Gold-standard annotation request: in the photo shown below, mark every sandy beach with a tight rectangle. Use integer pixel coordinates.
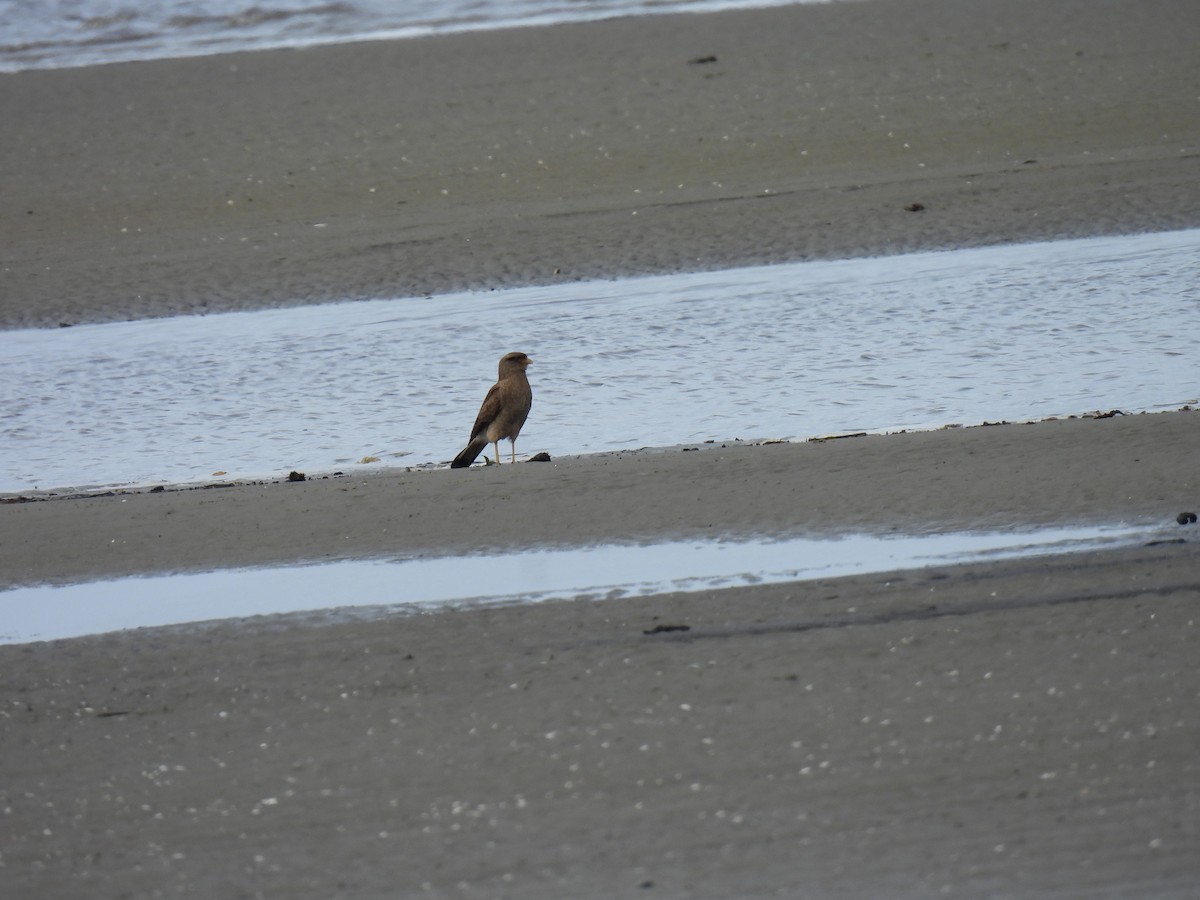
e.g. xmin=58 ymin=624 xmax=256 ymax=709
xmin=3 ymin=0 xmax=1200 ymax=896
xmin=3 ymin=0 xmax=1199 ymax=329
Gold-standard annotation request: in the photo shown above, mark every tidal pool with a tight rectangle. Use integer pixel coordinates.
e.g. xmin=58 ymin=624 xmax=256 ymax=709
xmin=0 ymin=523 xmax=1162 ymax=645
xmin=2 ymin=229 xmax=1196 ymax=495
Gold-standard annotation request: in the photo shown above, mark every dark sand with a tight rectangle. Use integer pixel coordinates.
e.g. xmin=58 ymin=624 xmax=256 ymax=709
xmin=2 ymin=0 xmax=1200 ymax=896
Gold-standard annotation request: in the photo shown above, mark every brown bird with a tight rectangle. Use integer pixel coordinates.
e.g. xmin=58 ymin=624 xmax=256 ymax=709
xmin=450 ymin=351 xmax=533 ymax=468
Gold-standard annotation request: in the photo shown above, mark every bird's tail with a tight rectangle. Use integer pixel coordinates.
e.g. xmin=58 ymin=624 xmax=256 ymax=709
xmin=450 ymin=437 xmax=489 ymax=469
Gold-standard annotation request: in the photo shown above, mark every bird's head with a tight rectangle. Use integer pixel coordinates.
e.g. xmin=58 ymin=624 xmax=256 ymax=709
xmin=499 ymin=351 xmax=532 ymax=377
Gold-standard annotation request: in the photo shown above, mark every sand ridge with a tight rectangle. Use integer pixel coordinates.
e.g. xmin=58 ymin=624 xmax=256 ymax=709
xmin=1 ymin=410 xmax=1197 ymax=589
xmin=2 ymin=0 xmax=1199 ymax=328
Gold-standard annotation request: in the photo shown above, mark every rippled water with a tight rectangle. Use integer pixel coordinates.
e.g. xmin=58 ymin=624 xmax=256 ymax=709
xmin=1 ymin=0 xmax=813 ymax=72
xmin=1 ymin=229 xmax=1197 ymax=494
xmin=0 ymin=523 xmax=1156 ymax=644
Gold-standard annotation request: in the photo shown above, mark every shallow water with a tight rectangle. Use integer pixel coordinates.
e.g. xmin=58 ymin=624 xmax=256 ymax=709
xmin=1 ymin=229 xmax=1197 ymax=494
xmin=0 ymin=523 xmax=1158 ymax=645
xmin=1 ymin=0 xmax=813 ymax=72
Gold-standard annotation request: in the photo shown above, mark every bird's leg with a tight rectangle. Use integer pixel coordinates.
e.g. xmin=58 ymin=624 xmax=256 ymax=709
xmin=510 ymin=440 xmax=517 ymax=465
xmin=493 ymin=441 xmax=501 ymax=465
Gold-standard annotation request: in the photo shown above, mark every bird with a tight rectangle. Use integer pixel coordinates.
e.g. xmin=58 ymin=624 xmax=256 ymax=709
xmin=450 ymin=351 xmax=533 ymax=468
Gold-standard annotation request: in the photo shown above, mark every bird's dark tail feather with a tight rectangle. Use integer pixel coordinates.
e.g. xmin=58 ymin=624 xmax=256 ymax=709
xmin=450 ymin=437 xmax=489 ymax=469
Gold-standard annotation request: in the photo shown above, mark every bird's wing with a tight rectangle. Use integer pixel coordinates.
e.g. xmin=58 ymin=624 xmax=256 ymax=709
xmin=468 ymin=382 xmax=504 ymax=442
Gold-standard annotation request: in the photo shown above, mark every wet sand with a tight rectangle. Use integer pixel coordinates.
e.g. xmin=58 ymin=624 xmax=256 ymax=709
xmin=3 ymin=536 xmax=1198 ymax=898
xmin=3 ymin=0 xmax=1200 ymax=896
xmin=2 ymin=0 xmax=1199 ymax=329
